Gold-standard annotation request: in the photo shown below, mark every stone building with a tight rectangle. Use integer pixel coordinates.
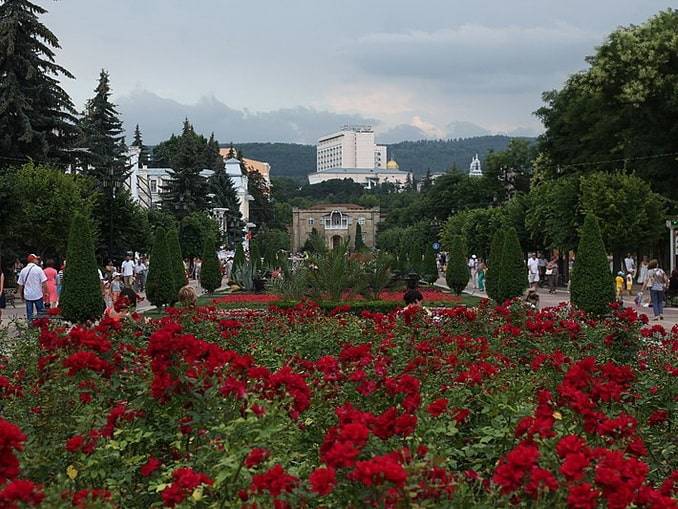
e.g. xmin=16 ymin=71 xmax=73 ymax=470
xmin=291 ymin=204 xmax=381 ymax=251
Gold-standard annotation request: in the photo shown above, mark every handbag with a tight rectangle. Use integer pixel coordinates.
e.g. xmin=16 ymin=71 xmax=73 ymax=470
xmin=19 ymin=265 xmax=35 ymax=300
xmin=545 ymin=269 xmax=554 ymax=276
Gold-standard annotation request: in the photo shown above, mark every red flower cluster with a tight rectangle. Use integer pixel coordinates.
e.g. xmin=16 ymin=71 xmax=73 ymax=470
xmin=161 ymin=467 xmax=213 ymax=507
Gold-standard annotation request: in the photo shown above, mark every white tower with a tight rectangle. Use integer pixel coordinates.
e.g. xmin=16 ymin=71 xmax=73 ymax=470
xmin=469 ymin=154 xmax=482 ymax=177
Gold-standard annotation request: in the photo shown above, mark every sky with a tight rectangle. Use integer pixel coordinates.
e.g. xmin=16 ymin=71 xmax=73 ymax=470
xmin=43 ymin=0 xmax=671 ymax=144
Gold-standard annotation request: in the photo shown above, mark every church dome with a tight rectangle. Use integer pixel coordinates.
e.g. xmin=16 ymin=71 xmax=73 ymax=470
xmin=386 ymin=159 xmax=399 ymax=170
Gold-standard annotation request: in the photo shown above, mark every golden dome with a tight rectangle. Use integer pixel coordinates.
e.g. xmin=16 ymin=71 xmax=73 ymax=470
xmin=386 ymin=159 xmax=399 ymax=170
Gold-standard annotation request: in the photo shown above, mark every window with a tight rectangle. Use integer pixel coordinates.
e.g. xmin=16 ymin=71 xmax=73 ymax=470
xmin=308 ymin=217 xmax=314 ymax=225
xmin=358 ymin=217 xmax=365 ymax=225
xmin=150 ymin=178 xmax=158 ymax=194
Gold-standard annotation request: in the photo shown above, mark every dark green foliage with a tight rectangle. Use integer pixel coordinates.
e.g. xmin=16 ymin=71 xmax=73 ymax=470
xmin=199 ymin=235 xmax=221 ymax=293
xmin=354 ymin=223 xmax=365 ymax=252
xmin=302 ymin=228 xmax=326 ymax=254
xmin=497 ymin=227 xmax=527 ymax=303
xmin=59 ymin=212 xmax=105 ymax=323
xmin=445 ymin=235 xmax=469 ymax=295
xmin=485 ymin=230 xmax=504 ymax=301
xmin=145 ymin=229 xmax=175 ymax=308
xmin=421 ymin=244 xmax=439 ymax=284
xmin=248 ymin=168 xmax=274 ymax=227
xmin=0 ymin=0 xmax=78 ymax=167
xmin=231 ymin=242 xmax=246 ymax=278
xmin=131 ymin=124 xmax=150 ymax=167
xmin=252 ymin=227 xmax=289 ymax=268
xmin=179 ymin=212 xmax=219 ymax=259
xmin=93 ymin=188 xmax=151 ymax=261
xmin=166 ymin=227 xmax=185 ymax=294
xmin=571 ymin=214 xmax=615 ymax=315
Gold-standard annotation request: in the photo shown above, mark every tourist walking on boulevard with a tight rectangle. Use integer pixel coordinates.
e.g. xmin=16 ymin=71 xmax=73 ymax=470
xmin=477 ymin=260 xmax=486 ymax=291
xmin=43 ymin=259 xmax=59 ymax=308
xmin=642 ymin=259 xmax=668 ymax=320
xmin=546 ymin=255 xmax=559 ymax=294
xmin=134 ymin=257 xmax=147 ymax=291
xmin=121 ymin=253 xmax=135 ymax=288
xmin=637 ymin=256 xmax=649 ymax=284
xmin=17 ymin=254 xmax=48 ymax=322
xmin=0 ymin=270 xmax=5 ymax=322
xmin=467 ymin=255 xmax=478 ymax=289
xmin=537 ymin=253 xmax=547 ymax=287
xmin=527 ymin=253 xmax=540 ymax=290
xmin=624 ymin=253 xmax=636 ymax=278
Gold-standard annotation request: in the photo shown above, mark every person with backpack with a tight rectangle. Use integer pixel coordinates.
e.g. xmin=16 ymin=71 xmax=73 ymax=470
xmin=641 ymin=259 xmax=668 ymax=320
xmin=17 ymin=254 xmax=48 ymax=322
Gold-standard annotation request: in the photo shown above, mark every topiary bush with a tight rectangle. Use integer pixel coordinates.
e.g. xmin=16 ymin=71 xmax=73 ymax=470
xmin=445 ymin=235 xmax=469 ymax=295
xmin=200 ymin=234 xmax=222 ymax=293
xmin=485 ymin=229 xmax=504 ymax=301
xmin=59 ymin=211 xmax=105 ymax=323
xmin=166 ymin=226 xmax=185 ymax=295
xmin=354 ymin=223 xmax=366 ymax=252
xmin=145 ymin=228 xmax=176 ymax=308
xmin=571 ymin=213 xmax=615 ymax=315
xmin=497 ymin=227 xmax=526 ymax=303
xmin=421 ymin=244 xmax=439 ymax=284
xmin=231 ymin=242 xmax=246 ymax=279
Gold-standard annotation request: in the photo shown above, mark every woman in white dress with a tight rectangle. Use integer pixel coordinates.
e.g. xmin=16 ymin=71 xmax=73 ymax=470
xmin=637 ymin=256 xmax=649 ymax=284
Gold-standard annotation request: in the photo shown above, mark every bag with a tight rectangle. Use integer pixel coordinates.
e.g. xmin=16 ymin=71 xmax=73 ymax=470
xmin=545 ymin=269 xmax=554 ymax=276
xmin=19 ymin=265 xmax=35 ymax=300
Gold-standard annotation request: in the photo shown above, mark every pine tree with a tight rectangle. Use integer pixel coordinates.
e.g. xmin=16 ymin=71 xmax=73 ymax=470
xmin=445 ymin=235 xmax=469 ymax=295
xmin=79 ymin=70 xmax=129 ymax=182
xmin=166 ymin=226 xmax=185 ymax=296
xmin=248 ymin=169 xmax=273 ymax=227
xmin=485 ymin=229 xmax=504 ymax=301
xmin=131 ymin=124 xmax=150 ymax=167
xmin=145 ymin=229 xmax=176 ymax=308
xmin=59 ymin=212 xmax=105 ymax=323
xmin=0 ymin=0 xmax=78 ymax=167
xmin=422 ymin=244 xmax=439 ymax=284
xmin=497 ymin=227 xmax=526 ymax=303
xmin=200 ymin=234 xmax=221 ymax=293
xmin=161 ymin=119 xmax=210 ymax=218
xmin=205 ymin=133 xmax=224 ymax=172
xmin=354 ymin=223 xmax=366 ymax=252
xmin=571 ymin=214 xmax=615 ymax=315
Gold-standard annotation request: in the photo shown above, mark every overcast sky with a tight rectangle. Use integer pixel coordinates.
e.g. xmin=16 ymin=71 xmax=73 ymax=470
xmin=43 ymin=0 xmax=670 ymax=143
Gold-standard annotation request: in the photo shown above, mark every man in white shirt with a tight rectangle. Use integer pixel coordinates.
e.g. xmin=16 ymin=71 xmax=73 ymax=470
xmin=527 ymin=253 xmax=540 ymax=290
xmin=121 ymin=253 xmax=135 ymax=288
xmin=468 ymin=255 xmax=478 ymax=289
xmin=624 ymin=254 xmax=636 ymax=277
xmin=17 ymin=254 xmax=48 ymax=322
xmin=133 ymin=257 xmax=147 ymax=291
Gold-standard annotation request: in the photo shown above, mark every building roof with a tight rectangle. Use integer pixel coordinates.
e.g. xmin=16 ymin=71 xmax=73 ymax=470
xmin=306 ymin=203 xmax=375 ymax=210
xmin=315 ymin=167 xmax=409 ymax=175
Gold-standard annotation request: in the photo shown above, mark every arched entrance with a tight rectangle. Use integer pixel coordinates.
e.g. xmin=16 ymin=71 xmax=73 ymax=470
xmin=331 ymin=235 xmax=342 ymax=250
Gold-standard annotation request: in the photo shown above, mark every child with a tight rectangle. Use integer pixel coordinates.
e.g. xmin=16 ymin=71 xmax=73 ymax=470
xmin=111 ymin=273 xmax=122 ymax=303
xmin=524 ymin=288 xmax=540 ymax=309
xmin=625 ymin=273 xmax=634 ymax=296
xmin=615 ymin=271 xmax=625 ymax=299
xmin=178 ymin=285 xmax=197 ymax=308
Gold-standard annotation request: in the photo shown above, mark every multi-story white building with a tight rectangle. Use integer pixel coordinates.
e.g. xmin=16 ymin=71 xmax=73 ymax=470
xmin=316 ymin=126 xmax=387 ymax=171
xmin=469 ymin=154 xmax=483 ymax=177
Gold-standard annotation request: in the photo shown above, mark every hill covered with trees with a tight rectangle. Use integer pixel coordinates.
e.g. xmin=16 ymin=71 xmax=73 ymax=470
xmin=234 ymin=136 xmax=529 ymax=180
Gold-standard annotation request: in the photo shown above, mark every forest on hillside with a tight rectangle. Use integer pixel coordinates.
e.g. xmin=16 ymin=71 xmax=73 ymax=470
xmin=233 ymin=136 xmax=530 ymax=180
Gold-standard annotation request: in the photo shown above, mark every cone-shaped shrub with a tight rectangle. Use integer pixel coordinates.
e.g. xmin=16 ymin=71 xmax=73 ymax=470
xmin=485 ymin=229 xmax=504 ymax=301
xmin=60 ymin=212 xmax=105 ymax=323
xmin=166 ymin=226 xmax=185 ymax=295
xmin=445 ymin=235 xmax=469 ymax=295
xmin=200 ymin=234 xmax=222 ymax=293
xmin=422 ymin=244 xmax=439 ymax=284
xmin=497 ymin=227 xmax=526 ymax=303
xmin=571 ymin=214 xmax=615 ymax=315
xmin=354 ymin=223 xmax=366 ymax=252
xmin=146 ymin=229 xmax=175 ymax=308
xmin=232 ymin=242 xmax=246 ymax=278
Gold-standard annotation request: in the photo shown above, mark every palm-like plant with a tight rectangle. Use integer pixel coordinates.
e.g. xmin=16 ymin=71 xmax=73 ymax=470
xmin=307 ymin=241 xmax=365 ymax=301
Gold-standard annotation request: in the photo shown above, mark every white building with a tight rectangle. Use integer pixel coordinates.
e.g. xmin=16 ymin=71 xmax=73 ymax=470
xmin=469 ymin=154 xmax=483 ymax=177
xmin=308 ymin=160 xmax=411 ymax=189
xmin=316 ymin=126 xmax=387 ymax=171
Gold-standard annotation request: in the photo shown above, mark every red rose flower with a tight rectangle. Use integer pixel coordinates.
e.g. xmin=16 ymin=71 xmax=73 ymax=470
xmin=308 ymin=466 xmax=336 ymax=496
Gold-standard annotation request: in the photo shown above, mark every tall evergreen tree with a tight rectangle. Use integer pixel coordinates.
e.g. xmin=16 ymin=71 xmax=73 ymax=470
xmin=205 ymin=133 xmax=223 ymax=172
xmin=354 ymin=223 xmax=365 ymax=252
xmin=248 ymin=169 xmax=273 ymax=227
xmin=497 ymin=227 xmax=527 ymax=303
xmin=161 ymin=119 xmax=210 ymax=218
xmin=145 ymin=229 xmax=175 ymax=308
xmin=200 ymin=234 xmax=221 ymax=293
xmin=571 ymin=214 xmax=615 ymax=315
xmin=59 ymin=212 xmax=105 ymax=323
xmin=166 ymin=226 xmax=185 ymax=296
xmin=131 ymin=124 xmax=149 ymax=167
xmin=485 ymin=229 xmax=504 ymax=301
xmin=421 ymin=244 xmax=439 ymax=284
xmin=0 ymin=0 xmax=78 ymax=167
xmin=445 ymin=235 xmax=469 ymax=295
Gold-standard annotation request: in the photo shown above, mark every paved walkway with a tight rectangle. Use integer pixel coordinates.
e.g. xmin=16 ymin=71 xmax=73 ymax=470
xmin=435 ymin=276 xmax=678 ymax=328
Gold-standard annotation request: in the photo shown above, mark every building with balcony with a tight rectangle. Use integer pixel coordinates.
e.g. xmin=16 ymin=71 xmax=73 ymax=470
xmin=291 ymin=204 xmax=381 ymax=251
xmin=316 ymin=126 xmax=387 ymax=171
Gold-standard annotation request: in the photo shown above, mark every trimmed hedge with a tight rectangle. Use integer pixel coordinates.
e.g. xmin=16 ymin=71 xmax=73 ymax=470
xmin=200 ymin=234 xmax=222 ymax=293
xmin=571 ymin=214 xmax=615 ymax=315
xmin=146 ymin=229 xmax=176 ymax=308
xmin=485 ymin=229 xmax=504 ymax=301
xmin=59 ymin=212 xmax=105 ymax=323
xmin=445 ymin=235 xmax=469 ymax=295
xmin=497 ymin=227 xmax=526 ymax=303
xmin=166 ymin=226 xmax=185 ymax=296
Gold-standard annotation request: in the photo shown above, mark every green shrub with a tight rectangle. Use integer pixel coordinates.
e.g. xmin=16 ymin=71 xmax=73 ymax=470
xmin=59 ymin=212 xmax=105 ymax=323
xmin=354 ymin=223 xmax=366 ymax=252
xmin=571 ymin=214 xmax=615 ymax=315
xmin=166 ymin=226 xmax=185 ymax=295
xmin=364 ymin=252 xmax=393 ymax=299
xmin=445 ymin=235 xmax=469 ymax=295
xmin=485 ymin=229 xmax=504 ymax=301
xmin=145 ymin=229 xmax=176 ymax=308
xmin=421 ymin=244 xmax=439 ymax=284
xmin=200 ymin=234 xmax=222 ymax=293
xmin=497 ymin=227 xmax=526 ymax=303
xmin=307 ymin=240 xmax=365 ymax=300
xmin=231 ymin=242 xmax=246 ymax=278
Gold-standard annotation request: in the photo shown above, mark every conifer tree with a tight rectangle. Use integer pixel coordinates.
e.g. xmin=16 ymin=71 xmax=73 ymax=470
xmin=571 ymin=214 xmax=615 ymax=315
xmin=131 ymin=124 xmax=150 ymax=167
xmin=497 ymin=227 xmax=526 ymax=303
xmin=145 ymin=229 xmax=175 ymax=308
xmin=485 ymin=229 xmax=504 ymax=301
xmin=354 ymin=223 xmax=365 ymax=252
xmin=59 ymin=212 xmax=105 ymax=323
xmin=200 ymin=234 xmax=221 ymax=293
xmin=166 ymin=226 xmax=185 ymax=296
xmin=422 ymin=244 xmax=439 ymax=284
xmin=231 ymin=242 xmax=246 ymax=278
xmin=445 ymin=235 xmax=469 ymax=295
xmin=161 ymin=119 xmax=210 ymax=218
xmin=0 ymin=0 xmax=78 ymax=167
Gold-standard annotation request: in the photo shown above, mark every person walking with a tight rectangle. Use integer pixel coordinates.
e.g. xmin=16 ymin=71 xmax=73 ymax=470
xmin=0 ymin=269 xmax=5 ymax=322
xmin=642 ymin=259 xmax=668 ymax=320
xmin=537 ymin=253 xmax=547 ymax=288
xmin=477 ymin=260 xmax=486 ymax=292
xmin=467 ymin=255 xmax=478 ymax=289
xmin=527 ymin=252 xmax=540 ymax=290
xmin=17 ymin=254 xmax=48 ymax=322
xmin=546 ymin=254 xmax=559 ymax=294
xmin=134 ymin=257 xmax=147 ymax=291
xmin=637 ymin=256 xmax=649 ymax=285
xmin=624 ymin=253 xmax=636 ymax=279
xmin=43 ymin=259 xmax=59 ymax=308
xmin=121 ymin=253 xmax=135 ymax=288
